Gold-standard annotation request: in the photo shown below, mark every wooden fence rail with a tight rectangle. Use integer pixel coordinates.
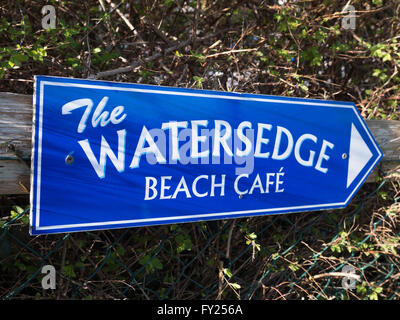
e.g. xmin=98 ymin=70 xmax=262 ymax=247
xmin=0 ymin=92 xmax=399 ymax=195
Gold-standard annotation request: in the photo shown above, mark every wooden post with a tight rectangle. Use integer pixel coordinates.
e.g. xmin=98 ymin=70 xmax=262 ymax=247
xmin=0 ymin=92 xmax=399 ymax=194
xmin=0 ymin=92 xmax=32 ymax=194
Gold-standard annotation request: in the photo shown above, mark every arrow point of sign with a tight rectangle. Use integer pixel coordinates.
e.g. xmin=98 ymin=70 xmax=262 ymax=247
xmin=347 ymin=123 xmax=373 ymax=188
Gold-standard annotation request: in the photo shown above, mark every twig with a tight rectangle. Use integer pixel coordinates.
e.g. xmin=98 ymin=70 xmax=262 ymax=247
xmin=217 ymin=260 xmax=223 ymax=300
xmin=141 ymin=16 xmax=172 ymax=45
xmin=205 ymin=48 xmax=258 ymax=59
xmin=225 ymin=221 xmax=235 ymax=259
xmin=93 ymin=39 xmax=190 ymax=79
xmin=93 ymin=30 xmax=228 ymax=79
xmin=159 ymin=60 xmax=172 ymax=74
xmin=57 ymin=238 xmax=68 ymax=299
xmin=98 ymin=0 xmax=116 ymax=47
xmin=176 ymin=64 xmax=188 ymax=85
xmin=312 ymin=272 xmax=361 ymax=281
xmin=104 ymin=0 xmax=144 ymax=43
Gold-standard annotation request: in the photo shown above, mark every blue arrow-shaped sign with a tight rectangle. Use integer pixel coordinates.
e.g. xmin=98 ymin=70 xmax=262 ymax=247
xmin=30 ymin=76 xmax=382 ymax=235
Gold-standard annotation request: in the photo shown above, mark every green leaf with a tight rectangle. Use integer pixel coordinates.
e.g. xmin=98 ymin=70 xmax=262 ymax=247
xmin=193 ymin=76 xmax=204 ymax=89
xmin=247 ymin=232 xmax=257 ymax=240
xmin=15 ymin=261 xmax=27 ymax=271
xmin=356 ymin=282 xmax=368 ymax=296
xmin=382 ymin=53 xmax=391 ymax=62
xmin=388 ymin=100 xmax=397 ymax=108
xmin=164 ymin=0 xmax=174 ymax=7
xmin=289 ymin=264 xmax=299 ymax=272
xmin=274 ymin=13 xmax=283 ymax=23
xmin=223 ymin=268 xmax=233 ymax=278
xmin=63 ymin=264 xmax=76 ymax=278
xmin=139 ymin=255 xmax=163 ymax=272
xmin=11 ymin=53 xmax=28 ymax=65
xmin=299 ymin=84 xmax=309 ymax=92
xmin=13 ymin=205 xmax=24 ymax=214
xmin=372 ymin=0 xmax=383 ymax=6
xmin=373 ymin=69 xmax=381 ymax=76
xmin=191 ymin=51 xmax=206 ymax=63
xmin=231 ymin=283 xmax=241 ymax=289
xmin=20 ymin=215 xmax=29 ymax=226
xmin=152 ymin=257 xmax=163 ymax=270
xmin=368 ymin=292 xmax=378 ymax=300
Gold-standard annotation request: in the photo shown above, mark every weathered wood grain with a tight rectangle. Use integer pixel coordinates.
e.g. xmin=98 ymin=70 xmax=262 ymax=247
xmin=0 ymin=92 xmax=399 ymax=194
xmin=365 ymin=120 xmax=400 ymax=183
xmin=0 ymin=92 xmax=32 ymax=160
xmin=0 ymin=160 xmax=30 ymax=194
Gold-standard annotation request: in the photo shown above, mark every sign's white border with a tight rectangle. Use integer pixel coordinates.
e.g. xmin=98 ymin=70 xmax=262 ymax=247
xmin=30 ymin=78 xmax=383 ymax=233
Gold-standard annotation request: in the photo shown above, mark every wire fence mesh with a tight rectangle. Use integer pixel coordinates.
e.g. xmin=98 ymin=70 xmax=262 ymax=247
xmin=1 ymin=176 xmax=399 ymax=300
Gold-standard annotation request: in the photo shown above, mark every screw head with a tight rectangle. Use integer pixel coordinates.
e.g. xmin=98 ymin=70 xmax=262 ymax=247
xmin=342 ymin=153 xmax=348 ymax=160
xmin=65 ymin=154 xmax=74 ymax=165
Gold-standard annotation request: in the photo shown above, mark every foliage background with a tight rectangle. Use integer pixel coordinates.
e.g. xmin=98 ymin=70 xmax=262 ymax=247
xmin=0 ymin=0 xmax=399 ymax=300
